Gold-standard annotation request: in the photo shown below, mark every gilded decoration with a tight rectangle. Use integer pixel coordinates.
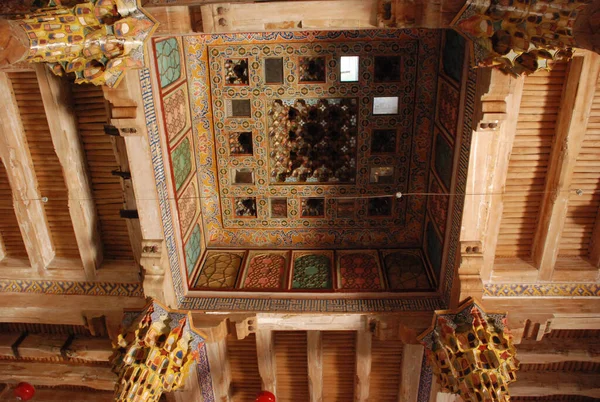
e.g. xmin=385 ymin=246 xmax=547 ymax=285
xmin=452 ymin=0 xmax=591 ymax=75
xmin=419 ymin=299 xmax=519 ymax=402
xmin=17 ymin=0 xmax=157 ymax=87
xmin=113 ymin=301 xmax=212 ymax=402
xmin=187 ymin=31 xmax=441 ymax=249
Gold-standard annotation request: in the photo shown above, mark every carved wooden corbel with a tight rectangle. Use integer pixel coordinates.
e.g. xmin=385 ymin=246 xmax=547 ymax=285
xmin=140 ymin=239 xmax=168 ymax=304
xmin=458 ymin=240 xmax=484 ymax=301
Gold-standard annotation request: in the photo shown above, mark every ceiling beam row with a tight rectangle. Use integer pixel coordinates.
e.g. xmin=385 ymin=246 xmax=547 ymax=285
xmin=35 ymin=64 xmax=103 ymax=281
xmin=532 ymin=51 xmax=600 ymax=280
xmin=0 ymin=72 xmax=55 ymax=271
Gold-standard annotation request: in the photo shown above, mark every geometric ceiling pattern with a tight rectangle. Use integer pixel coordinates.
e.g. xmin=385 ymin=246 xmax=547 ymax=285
xmin=150 ymin=29 xmax=474 ymax=310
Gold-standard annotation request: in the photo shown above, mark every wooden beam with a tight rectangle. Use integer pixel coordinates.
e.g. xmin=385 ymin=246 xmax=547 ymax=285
xmin=0 ymin=331 xmax=113 ymax=362
xmin=194 ymin=318 xmax=232 ymax=402
xmin=589 ymin=205 xmax=600 ymax=267
xmin=0 ymin=360 xmax=116 ymax=390
xmin=510 ymin=371 xmax=600 ymax=399
xmin=355 ymin=330 xmax=372 ymax=402
xmin=517 ymin=339 xmax=600 ymax=364
xmin=201 ymin=0 xmax=378 ymax=33
xmin=255 ymin=329 xmax=277 ymax=395
xmin=307 ymin=331 xmax=323 ymax=402
xmin=398 ymin=344 xmax=424 ymax=402
xmin=147 ymin=6 xmax=194 ymax=35
xmin=257 ymin=314 xmax=368 ymax=332
xmin=533 ymin=52 xmax=600 ymax=281
xmin=479 ymin=72 xmax=525 ymax=281
xmin=35 ymin=64 xmax=102 ymax=280
xmin=0 ymin=72 xmax=55 ymax=271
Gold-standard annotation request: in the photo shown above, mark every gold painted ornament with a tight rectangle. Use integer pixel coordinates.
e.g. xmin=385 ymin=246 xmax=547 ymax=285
xmin=418 ymin=298 xmax=519 ymax=402
xmin=16 ymin=0 xmax=157 ymax=87
xmin=111 ymin=306 xmax=199 ymax=402
xmin=452 ymin=0 xmax=592 ymax=76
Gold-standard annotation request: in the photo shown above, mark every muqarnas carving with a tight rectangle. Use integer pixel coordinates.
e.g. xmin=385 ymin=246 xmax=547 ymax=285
xmin=235 ymin=197 xmax=257 ymax=217
xmin=371 ymin=129 xmax=397 ymax=153
xmin=368 ymin=197 xmax=392 ymax=216
xmin=299 ymin=56 xmax=326 ymax=82
xmin=268 ymin=98 xmax=358 ymax=183
xmin=229 ymin=132 xmax=253 ymax=155
xmin=224 ymin=58 xmax=249 ymax=85
xmin=301 ymin=198 xmax=325 ymax=217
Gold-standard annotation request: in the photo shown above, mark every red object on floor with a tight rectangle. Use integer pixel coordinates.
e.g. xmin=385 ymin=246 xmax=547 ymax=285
xmin=13 ymin=382 xmax=35 ymax=401
xmin=256 ymin=390 xmax=276 ymax=402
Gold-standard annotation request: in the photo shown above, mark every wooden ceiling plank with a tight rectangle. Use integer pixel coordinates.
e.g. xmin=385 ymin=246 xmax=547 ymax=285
xmin=0 ymin=232 xmax=5 ymax=261
xmin=0 ymin=72 xmax=55 ymax=271
xmin=517 ymin=339 xmax=600 ymax=364
xmin=307 ymin=331 xmax=323 ymax=402
xmin=588 ymin=205 xmax=600 ymax=267
xmin=255 ymin=329 xmax=277 ymax=395
xmin=35 ymin=65 xmax=102 ymax=280
xmin=354 ymin=330 xmax=372 ymax=402
xmin=398 ymin=344 xmax=424 ymax=402
xmin=510 ymin=371 xmax=600 ymax=399
xmin=532 ymin=52 xmax=600 ymax=281
xmin=0 ymin=360 xmax=115 ymax=390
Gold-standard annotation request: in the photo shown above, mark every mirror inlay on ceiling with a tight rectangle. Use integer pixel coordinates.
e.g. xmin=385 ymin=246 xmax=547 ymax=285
xmin=151 ymin=30 xmax=472 ymax=303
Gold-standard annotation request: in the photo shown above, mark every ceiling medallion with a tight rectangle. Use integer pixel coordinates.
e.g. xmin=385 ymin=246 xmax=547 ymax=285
xmin=418 ymin=298 xmax=519 ymax=402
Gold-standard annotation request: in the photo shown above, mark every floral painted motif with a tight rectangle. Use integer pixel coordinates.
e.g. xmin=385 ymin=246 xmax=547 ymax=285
xmin=163 ymin=85 xmax=190 ymax=143
xmin=171 ymin=137 xmax=192 ymax=192
xmin=437 ymin=79 xmax=460 ymax=138
xmin=338 ymin=252 xmax=383 ymax=291
xmin=184 ymin=225 xmax=202 ymax=276
xmin=156 ymin=38 xmax=182 ymax=89
xmin=242 ymin=254 xmax=286 ymax=289
xmin=292 ymin=254 xmax=332 ymax=289
xmin=193 ymin=251 xmax=244 ymax=289
xmin=384 ymin=250 xmax=431 ymax=290
xmin=428 ymin=176 xmax=449 ymax=235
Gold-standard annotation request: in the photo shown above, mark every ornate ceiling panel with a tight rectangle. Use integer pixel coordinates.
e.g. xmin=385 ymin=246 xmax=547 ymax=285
xmin=184 ymin=30 xmax=441 ymax=249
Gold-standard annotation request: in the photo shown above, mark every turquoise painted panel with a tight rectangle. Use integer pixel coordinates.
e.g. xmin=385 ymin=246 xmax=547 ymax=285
xmin=172 ymin=137 xmax=192 ymax=191
xmin=185 ymin=224 xmax=202 ymax=275
xmin=155 ymin=38 xmax=182 ymax=89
